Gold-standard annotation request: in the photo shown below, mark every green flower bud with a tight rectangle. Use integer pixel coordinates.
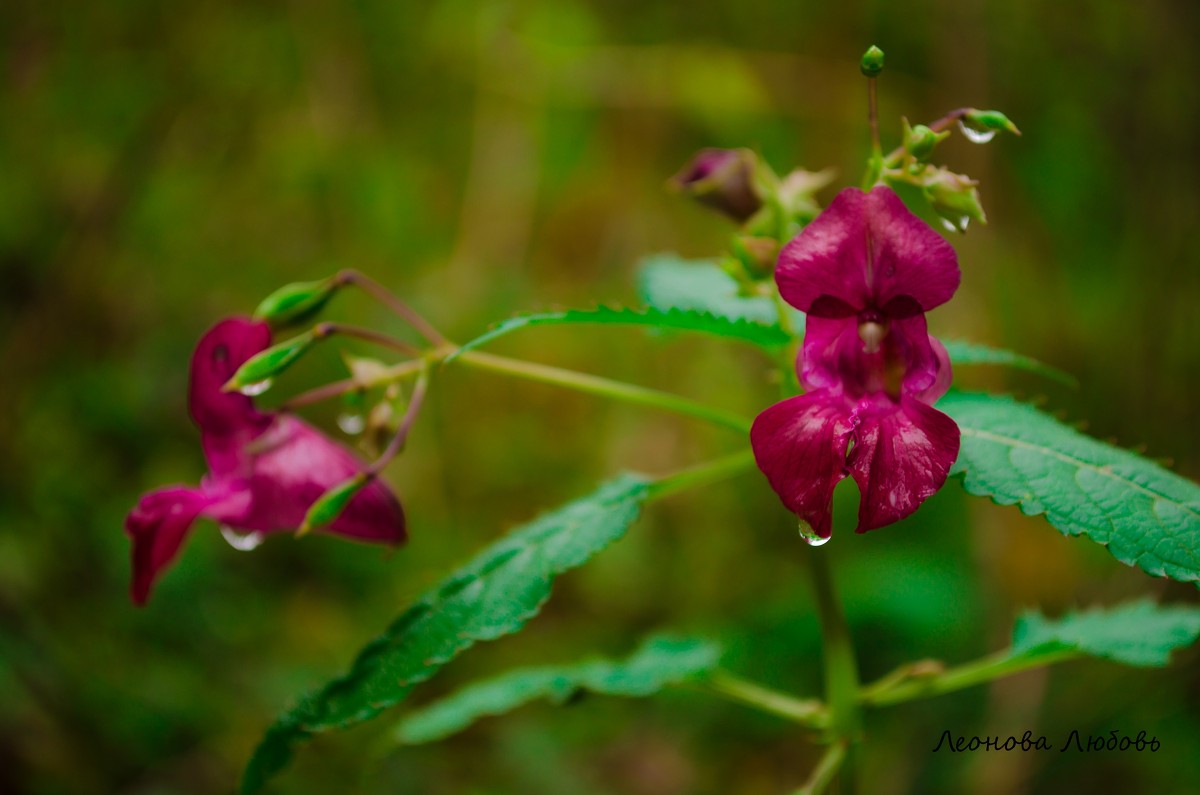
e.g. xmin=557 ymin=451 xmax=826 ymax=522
xmin=341 ymin=352 xmax=393 ymax=385
xmin=253 ymin=277 xmax=339 ymax=328
xmin=731 ymin=235 xmax=780 ymax=277
xmin=860 ymin=45 xmax=885 ymax=77
xmin=298 ymin=474 xmax=370 ymax=536
xmin=922 ymin=167 xmax=986 ymax=233
xmin=960 ymin=109 xmax=1022 ymax=142
xmin=223 ymin=330 xmax=317 ymax=393
xmin=904 ymin=120 xmax=950 ymax=162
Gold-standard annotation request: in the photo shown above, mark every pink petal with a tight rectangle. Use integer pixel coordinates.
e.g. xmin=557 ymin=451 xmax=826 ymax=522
xmin=846 ymin=397 xmax=960 ymax=533
xmin=232 ymin=415 xmax=406 ymax=543
xmin=914 ymin=336 xmax=953 ymax=404
xmin=750 ymin=391 xmax=855 ymax=539
xmin=776 ymin=186 xmax=960 ymax=316
xmin=189 ymin=317 xmax=273 ymax=441
xmin=798 ymin=314 xmax=945 ymax=399
xmin=125 ymin=486 xmax=217 ymax=605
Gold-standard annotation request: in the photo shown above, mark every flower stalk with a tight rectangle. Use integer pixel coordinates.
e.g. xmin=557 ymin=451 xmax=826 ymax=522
xmin=336 ymin=269 xmax=448 ymax=346
xmin=808 ymin=549 xmax=862 ymax=746
xmin=454 ymin=350 xmax=753 ymax=433
xmin=793 ymin=739 xmax=849 ymax=795
xmin=706 ymin=670 xmax=828 ymax=728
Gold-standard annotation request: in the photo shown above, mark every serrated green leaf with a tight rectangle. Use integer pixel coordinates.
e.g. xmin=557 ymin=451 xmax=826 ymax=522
xmin=637 ymin=254 xmax=803 ymax=327
xmin=1012 ymin=599 xmax=1200 ymax=667
xmin=940 ymin=391 xmax=1200 ymax=583
xmin=941 ymin=340 xmax=1077 ymax=387
xmin=241 ymin=475 xmax=651 ymax=793
xmin=395 ymin=635 xmax=720 ymax=744
xmin=451 ymin=306 xmax=791 ymax=360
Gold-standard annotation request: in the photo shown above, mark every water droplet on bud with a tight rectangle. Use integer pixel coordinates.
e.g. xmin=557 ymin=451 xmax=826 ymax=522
xmin=798 ymin=520 xmax=831 ymax=546
xmin=337 ymin=413 xmax=365 ymax=434
xmin=220 ymin=525 xmax=265 ymax=551
xmin=240 ymin=379 xmax=273 ymax=396
xmin=939 ymin=216 xmax=970 ymax=234
xmin=957 ymin=120 xmax=996 ymax=144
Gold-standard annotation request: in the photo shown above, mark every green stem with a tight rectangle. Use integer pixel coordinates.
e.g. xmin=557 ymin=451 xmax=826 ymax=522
xmin=706 ymin=670 xmax=828 ymax=728
xmin=315 ymin=322 xmax=424 ymax=357
xmin=882 ymin=107 xmax=971 ymax=168
xmin=278 ymin=359 xmax=426 ymax=411
xmin=793 ymin=740 xmax=848 ymax=795
xmin=648 ymin=449 xmax=756 ymax=500
xmin=455 ymin=350 xmax=752 ymax=433
xmin=861 ymin=76 xmax=884 ymax=189
xmin=336 ymin=269 xmax=448 ymax=346
xmin=861 ymin=649 xmax=1080 ymax=708
xmin=367 ymin=364 xmax=431 ymax=475
xmin=808 ymin=549 xmax=862 ymax=740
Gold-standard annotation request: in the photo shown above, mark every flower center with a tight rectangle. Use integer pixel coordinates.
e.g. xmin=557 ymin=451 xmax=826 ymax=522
xmin=857 ymin=317 xmax=889 ymax=354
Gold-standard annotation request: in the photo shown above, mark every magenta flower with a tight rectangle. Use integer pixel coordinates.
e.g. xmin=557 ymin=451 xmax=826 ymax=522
xmin=125 ymin=317 xmax=406 ymax=604
xmin=751 ymin=186 xmax=961 ymax=540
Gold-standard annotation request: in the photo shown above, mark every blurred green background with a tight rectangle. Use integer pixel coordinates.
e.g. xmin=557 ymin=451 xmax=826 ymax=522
xmin=3 ymin=1 xmax=1199 ymax=793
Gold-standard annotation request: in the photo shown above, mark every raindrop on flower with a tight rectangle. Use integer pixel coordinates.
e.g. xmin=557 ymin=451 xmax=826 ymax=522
xmin=220 ymin=525 xmax=265 ymax=551
xmin=239 ymin=378 xmax=273 ymax=397
xmin=798 ymin=519 xmax=831 ymax=547
xmin=957 ymin=120 xmax=996 ymax=144
xmin=337 ymin=412 xmax=365 ymax=435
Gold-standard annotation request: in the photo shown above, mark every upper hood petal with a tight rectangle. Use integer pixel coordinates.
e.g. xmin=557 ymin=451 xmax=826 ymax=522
xmin=776 ymin=186 xmax=960 ymax=317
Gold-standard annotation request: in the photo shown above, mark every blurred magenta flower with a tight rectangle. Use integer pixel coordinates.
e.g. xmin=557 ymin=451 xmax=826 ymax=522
xmin=124 ymin=317 xmax=405 ymax=604
xmin=670 ymin=148 xmax=762 ymax=223
xmin=751 ymin=186 xmax=961 ymax=541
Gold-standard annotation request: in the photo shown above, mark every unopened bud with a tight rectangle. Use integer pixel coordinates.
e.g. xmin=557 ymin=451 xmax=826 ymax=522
xmin=860 ymin=45 xmax=885 ymax=77
xmin=669 ymin=148 xmax=763 ymax=224
xmin=963 ymin=108 xmax=1021 ymax=136
xmin=223 ymin=330 xmax=317 ymax=392
xmin=253 ymin=277 xmax=339 ymax=328
xmin=732 ymin=235 xmax=780 ymax=277
xmin=298 ymin=474 xmax=369 ymax=536
xmin=341 ymin=352 xmax=393 ymax=385
xmin=778 ymin=167 xmax=836 ymax=223
xmin=904 ymin=120 xmax=950 ymax=162
xmin=923 ymin=167 xmax=986 ymax=233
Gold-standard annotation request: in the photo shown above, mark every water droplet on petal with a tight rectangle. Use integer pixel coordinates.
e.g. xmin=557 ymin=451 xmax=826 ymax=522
xmin=798 ymin=520 xmax=831 ymax=547
xmin=240 ymin=379 xmax=273 ymax=397
xmin=220 ymin=525 xmax=265 ymax=551
xmin=337 ymin=412 xmax=365 ymax=434
xmin=957 ymin=120 xmax=996 ymax=144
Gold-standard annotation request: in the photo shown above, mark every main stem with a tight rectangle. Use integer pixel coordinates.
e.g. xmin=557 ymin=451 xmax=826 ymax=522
xmin=455 ymin=349 xmax=752 ymax=433
xmin=808 ymin=548 xmax=862 ymax=788
xmin=861 ymin=76 xmax=884 ymax=189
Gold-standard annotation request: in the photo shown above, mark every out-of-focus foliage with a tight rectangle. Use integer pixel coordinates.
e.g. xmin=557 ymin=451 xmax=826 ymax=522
xmin=394 ymin=635 xmax=722 ymax=745
xmin=2 ymin=1 xmax=1198 ymax=794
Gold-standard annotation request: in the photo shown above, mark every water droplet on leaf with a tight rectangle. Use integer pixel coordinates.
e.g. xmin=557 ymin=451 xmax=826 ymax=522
xmin=957 ymin=120 xmax=996 ymax=144
xmin=220 ymin=526 xmax=265 ymax=551
xmin=240 ymin=379 xmax=273 ymax=396
xmin=798 ymin=520 xmax=831 ymax=546
xmin=337 ymin=413 xmax=365 ymax=434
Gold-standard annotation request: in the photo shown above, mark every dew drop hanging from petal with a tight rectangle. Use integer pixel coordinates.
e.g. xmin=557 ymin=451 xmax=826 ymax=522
xmin=220 ymin=525 xmax=265 ymax=551
xmin=798 ymin=520 xmax=831 ymax=547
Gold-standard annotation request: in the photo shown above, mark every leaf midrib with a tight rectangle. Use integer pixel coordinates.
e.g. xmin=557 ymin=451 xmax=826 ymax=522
xmin=959 ymin=426 xmax=1200 ymax=522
